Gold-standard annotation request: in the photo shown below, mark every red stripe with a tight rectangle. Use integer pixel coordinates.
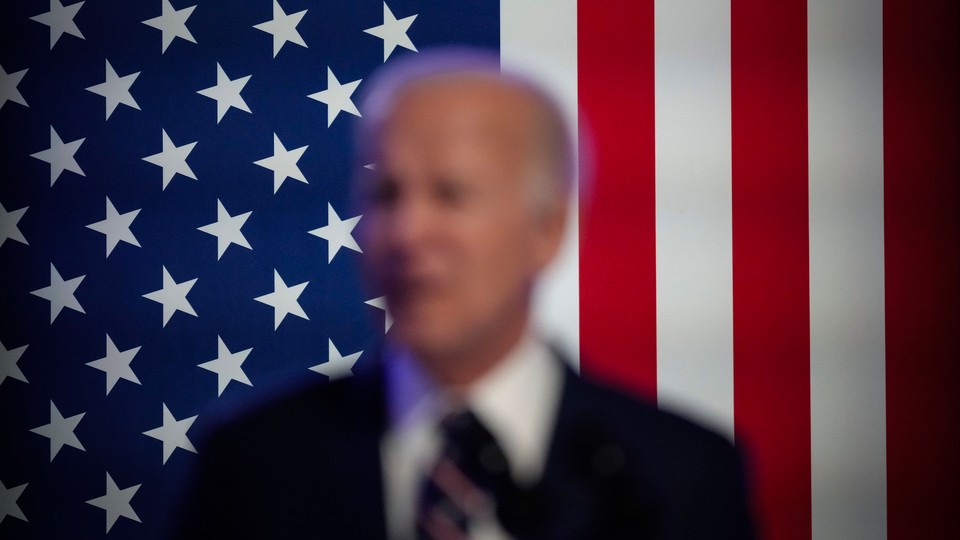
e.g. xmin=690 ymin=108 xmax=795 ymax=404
xmin=730 ymin=2 xmax=811 ymax=539
xmin=577 ymin=0 xmax=657 ymax=397
xmin=884 ymin=1 xmax=960 ymax=538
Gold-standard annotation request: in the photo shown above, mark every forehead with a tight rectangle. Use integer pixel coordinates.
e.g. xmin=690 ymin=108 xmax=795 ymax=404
xmin=379 ymin=75 xmax=542 ymax=155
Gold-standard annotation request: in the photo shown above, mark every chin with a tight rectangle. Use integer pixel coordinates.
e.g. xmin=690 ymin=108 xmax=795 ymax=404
xmin=391 ymin=316 xmax=467 ymax=359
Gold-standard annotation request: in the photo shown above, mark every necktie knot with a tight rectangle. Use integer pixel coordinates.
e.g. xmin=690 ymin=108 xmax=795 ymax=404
xmin=416 ymin=409 xmax=513 ymax=539
xmin=440 ymin=410 xmax=510 ymax=485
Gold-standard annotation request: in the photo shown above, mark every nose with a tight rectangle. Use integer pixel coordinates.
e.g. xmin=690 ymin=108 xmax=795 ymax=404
xmin=382 ymin=192 xmax=436 ymax=259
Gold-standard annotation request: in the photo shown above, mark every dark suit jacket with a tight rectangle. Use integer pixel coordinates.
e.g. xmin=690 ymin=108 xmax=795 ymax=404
xmin=172 ymin=359 xmax=753 ymax=539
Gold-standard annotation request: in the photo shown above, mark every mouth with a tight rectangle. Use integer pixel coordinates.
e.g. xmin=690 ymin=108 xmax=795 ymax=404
xmin=384 ymin=273 xmax=446 ymax=309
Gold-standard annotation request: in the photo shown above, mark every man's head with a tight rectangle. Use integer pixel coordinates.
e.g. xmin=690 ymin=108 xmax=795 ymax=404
xmin=356 ymin=50 xmax=573 ymax=384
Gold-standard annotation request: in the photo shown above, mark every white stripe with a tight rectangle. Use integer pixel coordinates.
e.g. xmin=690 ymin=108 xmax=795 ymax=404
xmin=500 ymin=0 xmax=580 ymax=367
xmin=808 ymin=1 xmax=887 ymax=538
xmin=654 ymin=0 xmax=734 ymax=438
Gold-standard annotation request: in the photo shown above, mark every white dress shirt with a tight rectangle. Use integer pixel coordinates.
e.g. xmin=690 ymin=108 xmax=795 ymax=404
xmin=380 ymin=333 xmax=565 ymax=540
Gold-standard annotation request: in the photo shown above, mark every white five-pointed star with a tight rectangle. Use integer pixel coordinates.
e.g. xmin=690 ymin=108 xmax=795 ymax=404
xmin=197 ymin=199 xmax=252 ymax=259
xmin=142 ymin=266 xmax=198 ymax=327
xmin=86 ymin=335 xmax=141 ymax=395
xmin=308 ymin=203 xmax=361 ymax=263
xmin=309 ymin=339 xmax=362 ymax=381
xmin=198 ymin=336 xmax=252 ymax=396
xmin=253 ymin=133 xmax=308 ymax=193
xmin=364 ymin=2 xmax=417 ymax=62
xmin=85 ymin=60 xmax=140 ymax=120
xmin=30 ymin=263 xmax=85 ymax=323
xmin=0 ymin=65 xmax=29 ymax=109
xmin=1 ymin=203 xmax=29 ymax=247
xmin=86 ymin=473 xmax=141 ymax=533
xmin=1 ymin=341 xmax=28 ymax=387
xmin=254 ymin=270 xmax=309 ymax=330
xmin=142 ymin=0 xmax=197 ymax=53
xmin=29 ymin=401 xmax=85 ymax=461
xmin=30 ymin=126 xmax=85 ymax=186
xmin=307 ymin=68 xmax=361 ymax=127
xmin=197 ymin=63 xmax=252 ymax=123
xmin=253 ymin=0 xmax=308 ymax=58
xmin=0 ymin=480 xmax=28 ymax=524
xmin=142 ymin=129 xmax=197 ymax=190
xmin=30 ymin=0 xmax=85 ymax=49
xmin=86 ymin=197 xmax=141 ymax=257
xmin=143 ymin=403 xmax=197 ymax=464
xmin=365 ymin=296 xmax=393 ymax=333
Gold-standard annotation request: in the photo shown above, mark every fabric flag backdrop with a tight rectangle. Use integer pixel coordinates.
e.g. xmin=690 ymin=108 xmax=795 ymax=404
xmin=578 ymin=1 xmax=959 ymax=540
xmin=1 ymin=1 xmax=957 ymax=539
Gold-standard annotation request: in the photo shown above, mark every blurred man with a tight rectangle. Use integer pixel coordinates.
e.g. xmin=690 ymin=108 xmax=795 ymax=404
xmin=175 ymin=50 xmax=752 ymax=539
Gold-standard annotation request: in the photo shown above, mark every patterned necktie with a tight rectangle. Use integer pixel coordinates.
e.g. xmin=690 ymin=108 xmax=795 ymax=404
xmin=416 ymin=409 xmax=512 ymax=540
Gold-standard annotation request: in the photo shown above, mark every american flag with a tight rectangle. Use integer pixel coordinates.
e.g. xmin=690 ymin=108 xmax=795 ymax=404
xmin=1 ymin=0 xmax=497 ymax=537
xmin=576 ymin=1 xmax=958 ymax=539
xmin=2 ymin=1 xmax=958 ymax=539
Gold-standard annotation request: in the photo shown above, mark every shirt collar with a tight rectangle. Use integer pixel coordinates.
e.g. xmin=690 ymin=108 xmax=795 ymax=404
xmin=384 ymin=332 xmax=564 ymax=483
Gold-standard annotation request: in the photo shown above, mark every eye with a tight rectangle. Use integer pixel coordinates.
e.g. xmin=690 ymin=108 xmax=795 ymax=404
xmin=367 ymin=176 xmax=399 ymax=207
xmin=433 ymin=178 xmax=467 ymax=207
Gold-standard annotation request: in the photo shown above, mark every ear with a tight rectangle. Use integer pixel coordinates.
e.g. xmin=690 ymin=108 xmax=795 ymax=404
xmin=531 ymin=193 xmax=569 ymax=272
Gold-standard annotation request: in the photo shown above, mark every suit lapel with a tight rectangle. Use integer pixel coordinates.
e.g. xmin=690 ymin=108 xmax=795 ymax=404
xmin=316 ymin=362 xmax=390 ymax=537
xmin=534 ymin=367 xmax=609 ymax=538
xmin=516 ymin=365 xmax=657 ymax=539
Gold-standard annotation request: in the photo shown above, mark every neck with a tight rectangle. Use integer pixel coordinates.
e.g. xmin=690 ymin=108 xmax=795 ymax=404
xmin=417 ymin=306 xmax=530 ymax=389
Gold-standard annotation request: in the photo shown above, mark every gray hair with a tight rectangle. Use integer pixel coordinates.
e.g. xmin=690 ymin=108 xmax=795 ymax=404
xmin=354 ymin=47 xmax=574 ymax=214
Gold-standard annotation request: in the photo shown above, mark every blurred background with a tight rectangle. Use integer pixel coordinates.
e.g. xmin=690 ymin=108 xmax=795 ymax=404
xmin=1 ymin=1 xmax=957 ymax=538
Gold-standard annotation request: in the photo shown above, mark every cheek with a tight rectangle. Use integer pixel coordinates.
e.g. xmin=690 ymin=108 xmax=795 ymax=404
xmin=457 ymin=216 xmax=539 ymax=294
xmin=357 ymin=220 xmax=388 ymax=281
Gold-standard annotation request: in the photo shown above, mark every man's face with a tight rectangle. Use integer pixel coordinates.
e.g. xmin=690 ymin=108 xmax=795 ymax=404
xmin=360 ymin=76 xmax=564 ymax=364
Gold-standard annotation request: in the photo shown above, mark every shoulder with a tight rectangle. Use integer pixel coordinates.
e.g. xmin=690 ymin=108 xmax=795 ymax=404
xmin=194 ymin=367 xmax=385 ymax=455
xmin=563 ymin=370 xmax=732 ymax=447
xmin=548 ymin=371 xmax=753 ymax=537
xmin=169 ymin=368 xmax=389 ymax=538
xmin=556 ymin=370 xmax=742 ymax=490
